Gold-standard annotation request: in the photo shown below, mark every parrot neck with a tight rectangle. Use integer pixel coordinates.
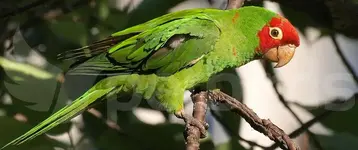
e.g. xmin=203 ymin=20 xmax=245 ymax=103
xmin=216 ymin=8 xmax=276 ymax=67
xmin=175 ymin=8 xmax=277 ymax=89
xmin=205 ymin=8 xmax=270 ymax=70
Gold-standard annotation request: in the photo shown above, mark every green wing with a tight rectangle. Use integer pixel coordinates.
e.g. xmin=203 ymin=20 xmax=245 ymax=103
xmin=65 ymin=9 xmax=221 ymax=76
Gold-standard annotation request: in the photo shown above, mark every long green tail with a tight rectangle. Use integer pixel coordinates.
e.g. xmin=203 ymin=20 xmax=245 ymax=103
xmin=1 ymin=85 xmax=117 ymax=149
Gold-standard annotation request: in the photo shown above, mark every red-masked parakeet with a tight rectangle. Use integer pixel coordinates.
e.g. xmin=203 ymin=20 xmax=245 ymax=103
xmin=2 ymin=6 xmax=300 ymax=149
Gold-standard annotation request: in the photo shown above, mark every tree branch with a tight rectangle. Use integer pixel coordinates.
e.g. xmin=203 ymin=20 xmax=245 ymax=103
xmin=185 ymin=92 xmax=208 ymax=150
xmin=185 ymin=89 xmax=299 ymax=150
xmin=330 ymin=34 xmax=358 ymax=84
xmin=261 ymin=60 xmax=324 ymax=150
xmin=208 ymin=90 xmax=299 ymax=150
xmin=267 ymin=110 xmax=331 ymax=150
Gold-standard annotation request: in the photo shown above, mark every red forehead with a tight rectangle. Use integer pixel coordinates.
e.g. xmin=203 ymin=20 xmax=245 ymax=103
xmin=257 ymin=16 xmax=300 ymax=54
xmin=269 ymin=16 xmax=288 ymax=27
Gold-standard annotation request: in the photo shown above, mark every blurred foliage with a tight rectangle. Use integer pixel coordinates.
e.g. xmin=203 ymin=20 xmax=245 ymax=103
xmin=272 ymin=0 xmax=358 ymax=39
xmin=0 ymin=0 xmax=358 ymax=150
xmin=303 ymin=94 xmax=358 ymax=136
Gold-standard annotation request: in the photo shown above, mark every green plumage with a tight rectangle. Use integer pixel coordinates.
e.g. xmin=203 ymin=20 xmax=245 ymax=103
xmin=2 ymin=6 xmax=278 ymax=149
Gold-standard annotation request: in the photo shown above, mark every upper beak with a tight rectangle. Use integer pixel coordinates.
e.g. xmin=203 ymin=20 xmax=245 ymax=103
xmin=263 ymin=44 xmax=296 ymax=68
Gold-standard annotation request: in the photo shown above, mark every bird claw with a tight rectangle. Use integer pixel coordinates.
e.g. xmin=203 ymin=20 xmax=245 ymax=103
xmin=184 ymin=115 xmax=209 ymax=138
xmin=175 ymin=111 xmax=209 ymax=138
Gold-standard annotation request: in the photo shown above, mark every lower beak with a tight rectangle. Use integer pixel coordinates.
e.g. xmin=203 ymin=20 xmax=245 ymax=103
xmin=263 ymin=44 xmax=296 ymax=68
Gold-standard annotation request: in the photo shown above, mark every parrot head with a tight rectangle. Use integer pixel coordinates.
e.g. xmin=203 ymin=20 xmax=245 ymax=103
xmin=257 ymin=15 xmax=300 ymax=68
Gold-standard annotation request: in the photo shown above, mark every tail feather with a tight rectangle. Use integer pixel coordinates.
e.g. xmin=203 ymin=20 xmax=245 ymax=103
xmin=57 ymin=47 xmax=109 ymax=61
xmin=57 ymin=36 xmax=119 ymax=61
xmin=57 ymin=33 xmax=138 ymax=61
xmin=1 ymin=86 xmax=118 ymax=149
xmin=66 ymin=53 xmax=130 ymax=76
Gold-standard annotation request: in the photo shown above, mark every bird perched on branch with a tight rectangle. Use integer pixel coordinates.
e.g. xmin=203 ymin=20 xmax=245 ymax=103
xmin=1 ymin=6 xmax=299 ymax=149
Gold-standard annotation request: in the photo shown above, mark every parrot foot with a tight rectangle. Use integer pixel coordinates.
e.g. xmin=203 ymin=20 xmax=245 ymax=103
xmin=175 ymin=110 xmax=209 ymax=138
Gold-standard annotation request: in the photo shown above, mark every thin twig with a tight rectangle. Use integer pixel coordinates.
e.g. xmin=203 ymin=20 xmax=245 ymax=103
xmin=330 ymin=34 xmax=358 ymax=85
xmin=210 ymin=110 xmax=268 ymax=149
xmin=68 ymin=131 xmax=75 ymax=150
xmin=267 ymin=93 xmax=357 ymax=149
xmin=87 ymin=108 xmax=121 ymax=131
xmin=208 ymin=90 xmax=299 ymax=150
xmin=267 ymin=110 xmax=332 ymax=149
xmin=261 ymin=61 xmax=324 ymax=150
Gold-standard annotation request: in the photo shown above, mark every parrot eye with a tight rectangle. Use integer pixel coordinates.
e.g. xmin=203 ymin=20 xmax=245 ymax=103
xmin=269 ymin=27 xmax=283 ymax=40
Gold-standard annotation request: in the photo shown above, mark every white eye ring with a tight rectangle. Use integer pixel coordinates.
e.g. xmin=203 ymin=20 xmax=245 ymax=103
xmin=269 ymin=27 xmax=283 ymax=40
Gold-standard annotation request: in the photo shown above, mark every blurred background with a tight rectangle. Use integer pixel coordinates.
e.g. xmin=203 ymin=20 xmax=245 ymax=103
xmin=0 ymin=0 xmax=357 ymax=150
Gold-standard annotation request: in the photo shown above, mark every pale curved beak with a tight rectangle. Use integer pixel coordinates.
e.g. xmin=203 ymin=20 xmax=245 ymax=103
xmin=263 ymin=44 xmax=296 ymax=68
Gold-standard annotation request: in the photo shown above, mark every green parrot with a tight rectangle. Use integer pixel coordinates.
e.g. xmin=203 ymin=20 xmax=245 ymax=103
xmin=1 ymin=6 xmax=300 ymax=149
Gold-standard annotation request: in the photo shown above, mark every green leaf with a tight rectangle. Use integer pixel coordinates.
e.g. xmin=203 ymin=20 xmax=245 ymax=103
xmin=0 ymin=57 xmax=71 ymax=136
xmin=98 ymin=0 xmax=110 ymax=20
xmin=0 ymin=57 xmax=54 ymax=80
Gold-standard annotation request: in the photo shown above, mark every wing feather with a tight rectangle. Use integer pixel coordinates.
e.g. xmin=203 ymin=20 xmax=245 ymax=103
xmin=61 ymin=8 xmax=221 ymax=76
xmin=68 ymin=17 xmax=220 ymax=76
